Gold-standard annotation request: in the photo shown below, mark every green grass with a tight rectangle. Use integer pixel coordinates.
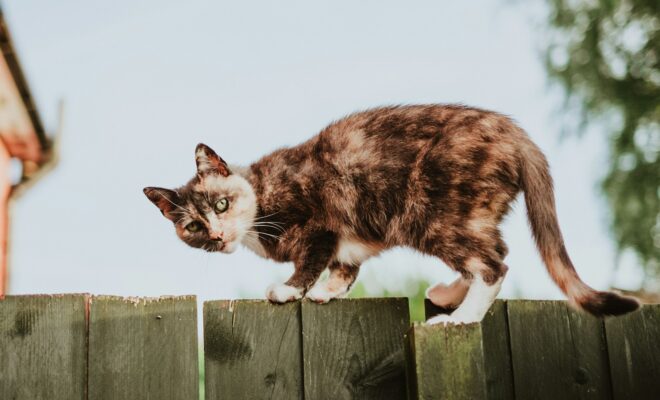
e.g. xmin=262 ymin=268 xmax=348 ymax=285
xmin=349 ymin=279 xmax=430 ymax=322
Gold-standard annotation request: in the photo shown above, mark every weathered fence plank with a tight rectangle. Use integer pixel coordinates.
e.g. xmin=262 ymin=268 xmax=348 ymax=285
xmin=507 ymin=300 xmax=611 ymax=400
xmin=87 ymin=295 xmax=199 ymax=400
xmin=301 ymin=298 xmax=410 ymax=400
xmin=0 ymin=294 xmax=88 ymax=400
xmin=204 ymin=300 xmax=303 ymax=400
xmin=409 ymin=300 xmax=513 ymax=400
xmin=2 ymin=293 xmax=655 ymax=399
xmin=605 ymin=304 xmax=660 ymax=400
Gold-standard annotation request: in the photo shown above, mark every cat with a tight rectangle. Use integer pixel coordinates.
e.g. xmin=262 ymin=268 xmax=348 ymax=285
xmin=144 ymin=104 xmax=639 ymax=324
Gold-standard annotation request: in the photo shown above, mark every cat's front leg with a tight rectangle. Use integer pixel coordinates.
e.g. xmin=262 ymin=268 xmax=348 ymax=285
xmin=266 ymin=230 xmax=337 ymax=304
xmin=306 ymin=262 xmax=360 ymax=303
xmin=266 ymin=265 xmax=328 ymax=304
xmin=265 ymin=283 xmax=304 ymax=303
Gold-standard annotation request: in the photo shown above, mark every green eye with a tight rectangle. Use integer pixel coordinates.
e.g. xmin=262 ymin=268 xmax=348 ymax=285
xmin=185 ymin=221 xmax=202 ymax=232
xmin=215 ymin=198 xmax=229 ymax=213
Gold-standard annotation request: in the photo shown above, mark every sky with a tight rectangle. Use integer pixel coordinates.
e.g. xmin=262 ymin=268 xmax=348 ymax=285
xmin=2 ymin=0 xmax=644 ymax=303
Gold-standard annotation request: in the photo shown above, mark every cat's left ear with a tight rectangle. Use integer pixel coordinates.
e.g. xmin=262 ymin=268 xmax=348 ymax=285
xmin=143 ymin=187 xmax=181 ymax=221
xmin=195 ymin=143 xmax=231 ymax=177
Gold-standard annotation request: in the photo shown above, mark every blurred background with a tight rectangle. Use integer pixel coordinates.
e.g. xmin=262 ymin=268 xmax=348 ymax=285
xmin=0 ymin=0 xmax=657 ymax=321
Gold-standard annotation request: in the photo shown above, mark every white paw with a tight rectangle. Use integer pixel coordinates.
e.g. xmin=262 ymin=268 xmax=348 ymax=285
xmin=427 ymin=313 xmax=482 ymax=325
xmin=266 ymin=283 xmax=303 ymax=303
xmin=305 ymin=285 xmax=334 ymax=304
xmin=426 ymin=314 xmax=462 ymax=326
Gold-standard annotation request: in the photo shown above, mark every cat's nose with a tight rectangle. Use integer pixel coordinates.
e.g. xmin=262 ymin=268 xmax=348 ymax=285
xmin=210 ymin=234 xmax=223 ymax=242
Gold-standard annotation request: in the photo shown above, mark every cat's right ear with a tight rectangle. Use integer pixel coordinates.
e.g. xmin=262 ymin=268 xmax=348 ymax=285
xmin=196 ymin=143 xmax=231 ymax=177
xmin=143 ymin=187 xmax=181 ymax=221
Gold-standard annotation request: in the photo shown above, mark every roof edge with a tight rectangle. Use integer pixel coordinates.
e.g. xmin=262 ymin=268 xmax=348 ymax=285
xmin=0 ymin=6 xmax=51 ymax=153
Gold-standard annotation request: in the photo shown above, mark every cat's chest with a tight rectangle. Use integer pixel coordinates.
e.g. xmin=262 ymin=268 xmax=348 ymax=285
xmin=241 ymin=234 xmax=270 ymax=258
xmin=242 ymin=231 xmax=382 ymax=265
xmin=241 ymin=230 xmax=294 ymax=262
xmin=334 ymin=237 xmax=382 ymax=265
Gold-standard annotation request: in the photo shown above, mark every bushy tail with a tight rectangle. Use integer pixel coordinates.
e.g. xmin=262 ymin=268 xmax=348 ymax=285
xmin=519 ymin=137 xmax=639 ymax=316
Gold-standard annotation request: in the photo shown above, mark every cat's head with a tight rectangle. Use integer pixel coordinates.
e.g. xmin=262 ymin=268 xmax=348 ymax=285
xmin=144 ymin=144 xmax=257 ymax=254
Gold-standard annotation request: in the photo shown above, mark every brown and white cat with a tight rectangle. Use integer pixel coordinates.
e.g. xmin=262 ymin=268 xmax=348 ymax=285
xmin=144 ymin=104 xmax=639 ymax=324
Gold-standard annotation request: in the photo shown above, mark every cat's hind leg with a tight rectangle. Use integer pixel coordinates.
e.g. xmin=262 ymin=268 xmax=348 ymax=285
xmin=306 ymin=262 xmax=359 ymax=303
xmin=425 ymin=276 xmax=470 ymax=310
xmin=427 ymin=257 xmax=507 ymax=325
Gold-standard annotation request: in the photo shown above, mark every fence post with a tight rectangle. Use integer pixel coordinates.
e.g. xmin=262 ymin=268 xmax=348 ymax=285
xmin=87 ymin=295 xmax=199 ymax=400
xmin=204 ymin=300 xmax=303 ymax=400
xmin=0 ymin=294 xmax=88 ymax=400
xmin=605 ymin=304 xmax=660 ymax=400
xmin=301 ymin=297 xmax=410 ymax=400
xmin=507 ymin=300 xmax=612 ymax=400
xmin=408 ymin=299 xmax=513 ymax=400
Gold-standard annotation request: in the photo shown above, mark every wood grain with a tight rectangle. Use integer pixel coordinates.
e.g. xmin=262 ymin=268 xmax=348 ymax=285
xmin=410 ymin=299 xmax=513 ymax=400
xmin=507 ymin=300 xmax=612 ymax=400
xmin=302 ymin=297 xmax=410 ymax=400
xmin=0 ymin=294 xmax=88 ymax=400
xmin=605 ymin=304 xmax=660 ymax=400
xmin=87 ymin=295 xmax=199 ymax=400
xmin=204 ymin=300 xmax=303 ymax=400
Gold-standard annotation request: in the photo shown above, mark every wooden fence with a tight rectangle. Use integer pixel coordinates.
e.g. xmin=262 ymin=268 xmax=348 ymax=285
xmin=0 ymin=295 xmax=658 ymax=399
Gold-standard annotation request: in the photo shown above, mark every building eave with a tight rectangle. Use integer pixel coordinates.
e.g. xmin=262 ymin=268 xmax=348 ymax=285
xmin=0 ymin=7 xmax=50 ymax=153
xmin=0 ymin=5 xmax=56 ymax=197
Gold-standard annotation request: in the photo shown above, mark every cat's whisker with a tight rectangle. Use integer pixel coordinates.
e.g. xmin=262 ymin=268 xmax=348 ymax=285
xmin=247 ymin=228 xmax=280 ymax=237
xmin=245 ymin=229 xmax=281 ymax=241
xmin=247 ymin=231 xmax=279 ymax=239
xmin=153 ymin=189 xmax=192 ymax=215
xmin=245 ymin=232 xmax=261 ymax=244
xmin=251 ymin=222 xmax=286 ymax=233
xmin=253 ymin=220 xmax=286 ymax=227
xmin=255 ymin=228 xmax=285 ymax=235
xmin=251 ymin=219 xmax=286 ymax=227
xmin=253 ymin=211 xmax=281 ymax=221
xmin=243 ymin=231 xmax=261 ymax=244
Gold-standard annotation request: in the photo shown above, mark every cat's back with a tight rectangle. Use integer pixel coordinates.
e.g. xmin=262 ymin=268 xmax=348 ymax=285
xmin=314 ymin=104 xmax=520 ymax=170
xmin=249 ymin=104 xmax=525 ymax=240
xmin=311 ymin=105 xmax=450 ymax=170
xmin=253 ymin=104 xmax=521 ymax=182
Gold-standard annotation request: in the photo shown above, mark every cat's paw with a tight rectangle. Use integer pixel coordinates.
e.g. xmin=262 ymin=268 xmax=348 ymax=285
xmin=266 ymin=284 xmax=303 ymax=303
xmin=305 ymin=285 xmax=335 ymax=304
xmin=426 ymin=314 xmax=461 ymax=326
xmin=427 ymin=313 xmax=482 ymax=325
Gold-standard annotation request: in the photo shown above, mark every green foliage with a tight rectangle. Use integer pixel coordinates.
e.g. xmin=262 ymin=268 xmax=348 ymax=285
xmin=543 ymin=0 xmax=660 ymax=284
xmin=349 ymin=279 xmax=430 ymax=322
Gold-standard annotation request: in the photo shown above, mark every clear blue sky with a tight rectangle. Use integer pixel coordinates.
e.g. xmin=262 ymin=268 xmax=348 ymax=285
xmin=2 ymin=0 xmax=644 ymax=302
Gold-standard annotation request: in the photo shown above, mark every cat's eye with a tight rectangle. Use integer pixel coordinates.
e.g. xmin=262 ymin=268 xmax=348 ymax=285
xmin=215 ymin=198 xmax=229 ymax=213
xmin=185 ymin=221 xmax=203 ymax=232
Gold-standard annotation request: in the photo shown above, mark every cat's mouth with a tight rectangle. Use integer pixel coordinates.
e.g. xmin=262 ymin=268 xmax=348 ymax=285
xmin=203 ymin=241 xmax=225 ymax=253
xmin=204 ymin=239 xmax=238 ymax=254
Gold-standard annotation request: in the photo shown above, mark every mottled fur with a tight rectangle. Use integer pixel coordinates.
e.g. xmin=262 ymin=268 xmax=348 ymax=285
xmin=145 ymin=104 xmax=638 ymax=322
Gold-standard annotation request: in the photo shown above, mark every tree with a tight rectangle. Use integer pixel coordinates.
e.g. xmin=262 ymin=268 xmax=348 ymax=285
xmin=543 ymin=0 xmax=659 ymax=285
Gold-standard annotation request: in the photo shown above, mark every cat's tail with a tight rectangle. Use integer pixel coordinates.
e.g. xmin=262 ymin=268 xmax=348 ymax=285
xmin=518 ymin=136 xmax=639 ymax=316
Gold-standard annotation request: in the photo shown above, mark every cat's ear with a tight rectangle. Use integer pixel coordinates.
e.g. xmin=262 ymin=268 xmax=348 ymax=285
xmin=143 ymin=187 xmax=181 ymax=221
xmin=195 ymin=143 xmax=231 ymax=177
